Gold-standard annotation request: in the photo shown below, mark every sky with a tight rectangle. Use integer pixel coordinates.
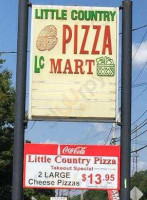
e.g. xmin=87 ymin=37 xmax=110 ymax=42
xmin=1 ymin=0 xmax=147 ymax=196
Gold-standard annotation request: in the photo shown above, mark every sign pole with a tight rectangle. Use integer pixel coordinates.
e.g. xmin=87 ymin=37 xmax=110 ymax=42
xmin=12 ymin=0 xmax=29 ymax=199
xmin=120 ymin=1 xmax=132 ymax=200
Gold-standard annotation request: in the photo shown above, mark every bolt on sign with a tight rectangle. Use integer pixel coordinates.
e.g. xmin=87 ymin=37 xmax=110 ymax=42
xmin=23 ymin=144 xmax=120 ymax=190
xmin=29 ymin=6 xmax=119 ymax=121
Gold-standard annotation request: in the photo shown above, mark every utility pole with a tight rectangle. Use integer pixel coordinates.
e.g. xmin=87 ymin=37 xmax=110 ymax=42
xmin=135 ymin=126 xmax=138 ymax=173
xmin=132 ymin=147 xmax=135 ymax=175
xmin=112 ymin=123 xmax=117 ymax=145
xmin=132 ymin=126 xmax=138 ymax=175
xmin=68 ymin=189 xmax=71 ymax=200
xmin=133 ymin=125 xmax=139 ymax=173
xmin=120 ymin=1 xmax=132 ymax=200
xmin=81 ymin=190 xmax=84 ymax=200
xmin=57 ymin=189 xmax=60 ymax=197
xmin=135 ymin=150 xmax=138 ymax=173
xmin=132 ymin=126 xmax=139 ymax=175
xmin=12 ymin=0 xmax=29 ymax=200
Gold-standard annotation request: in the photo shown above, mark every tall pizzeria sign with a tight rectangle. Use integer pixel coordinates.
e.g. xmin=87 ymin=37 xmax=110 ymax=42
xmin=29 ymin=6 xmax=119 ymax=121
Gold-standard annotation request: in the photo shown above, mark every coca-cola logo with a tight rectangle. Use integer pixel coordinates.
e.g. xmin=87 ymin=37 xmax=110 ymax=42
xmin=62 ymin=146 xmax=86 ymax=155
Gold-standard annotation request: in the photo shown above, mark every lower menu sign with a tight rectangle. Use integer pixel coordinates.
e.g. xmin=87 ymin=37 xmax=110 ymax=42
xmin=23 ymin=144 xmax=120 ymax=190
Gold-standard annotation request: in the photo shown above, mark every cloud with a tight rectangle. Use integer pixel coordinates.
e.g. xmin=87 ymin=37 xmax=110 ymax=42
xmin=41 ymin=139 xmax=59 ymax=144
xmin=93 ymin=123 xmax=108 ymax=132
xmin=97 ymin=140 xmax=105 ymax=144
xmin=132 ymin=41 xmax=147 ymax=67
xmin=131 ymin=161 xmax=147 ymax=175
xmin=138 ymin=161 xmax=147 ymax=171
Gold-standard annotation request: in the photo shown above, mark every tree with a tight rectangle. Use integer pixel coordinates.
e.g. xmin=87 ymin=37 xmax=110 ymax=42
xmin=24 ymin=189 xmax=55 ymax=200
xmin=0 ymin=57 xmax=15 ymax=200
xmin=33 ymin=189 xmax=55 ymax=200
xmin=71 ymin=194 xmax=81 ymax=200
xmin=131 ymin=170 xmax=147 ymax=200
xmin=83 ymin=190 xmax=108 ymax=200
xmin=70 ymin=190 xmax=108 ymax=200
xmin=0 ymin=57 xmax=55 ymax=200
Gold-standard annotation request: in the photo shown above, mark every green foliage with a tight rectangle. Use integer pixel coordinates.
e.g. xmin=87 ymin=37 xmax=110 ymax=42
xmin=131 ymin=170 xmax=147 ymax=200
xmin=0 ymin=57 xmax=15 ymax=200
xmin=0 ymin=69 xmax=15 ymax=127
xmin=70 ymin=190 xmax=108 ymax=200
xmin=0 ymin=59 xmax=55 ymax=199
xmin=0 ymin=185 xmax=12 ymax=200
xmin=83 ymin=190 xmax=108 ymax=200
xmin=24 ymin=189 xmax=55 ymax=200
xmin=33 ymin=189 xmax=55 ymax=200
xmin=24 ymin=189 xmax=35 ymax=200
xmin=71 ymin=194 xmax=81 ymax=200
xmin=0 ymin=54 xmax=5 ymax=68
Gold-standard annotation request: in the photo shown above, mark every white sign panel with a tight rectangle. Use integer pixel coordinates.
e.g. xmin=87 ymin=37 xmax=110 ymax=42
xmin=23 ymin=144 xmax=120 ymax=190
xmin=29 ymin=5 xmax=119 ymax=121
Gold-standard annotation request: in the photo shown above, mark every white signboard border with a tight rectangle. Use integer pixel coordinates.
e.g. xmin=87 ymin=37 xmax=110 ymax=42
xmin=28 ymin=5 xmax=119 ymax=123
xmin=23 ymin=144 xmax=120 ymax=190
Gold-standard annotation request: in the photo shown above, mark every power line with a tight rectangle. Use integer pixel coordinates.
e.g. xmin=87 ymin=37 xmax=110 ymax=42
xmin=74 ymin=123 xmax=111 ymax=144
xmin=25 ymin=121 xmax=36 ymax=133
xmin=132 ymin=24 xmax=147 ymax=32
xmin=75 ymin=130 xmax=106 ymax=144
xmin=118 ymin=82 xmax=147 ymax=91
xmin=119 ymin=24 xmax=147 ymax=35
xmin=132 ymin=82 xmax=147 ymax=88
xmin=118 ymin=29 xmax=147 ymax=84
xmin=0 ymin=51 xmax=17 ymax=54
xmin=0 ymin=50 xmax=30 ymax=54
xmin=131 ymin=129 xmax=147 ymax=141
xmin=132 ymin=61 xmax=147 ymax=84
xmin=119 ymin=75 xmax=147 ymax=89
xmin=83 ymin=123 xmax=94 ymax=142
xmin=132 ymin=108 xmax=147 ymax=125
xmin=104 ymin=126 xmax=113 ymax=144
xmin=131 ymin=144 xmax=147 ymax=153
xmin=131 ymin=119 xmax=147 ymax=134
xmin=116 ymin=119 xmax=147 ymax=143
xmin=118 ymin=28 xmax=147 ymax=84
xmin=117 ymin=24 xmax=147 ymax=35
xmin=132 ymin=86 xmax=147 ymax=102
xmin=132 ymin=29 xmax=147 ymax=61
xmin=132 ymin=140 xmax=147 ymax=145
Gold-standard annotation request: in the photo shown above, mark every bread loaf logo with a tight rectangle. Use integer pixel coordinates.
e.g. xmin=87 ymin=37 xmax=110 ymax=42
xmin=36 ymin=25 xmax=58 ymax=51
